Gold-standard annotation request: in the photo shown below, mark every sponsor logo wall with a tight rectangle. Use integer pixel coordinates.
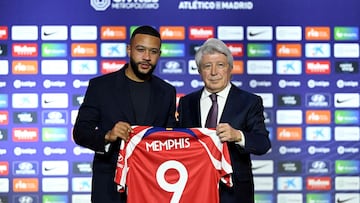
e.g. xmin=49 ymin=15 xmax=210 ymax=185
xmin=0 ymin=0 xmax=359 ymax=202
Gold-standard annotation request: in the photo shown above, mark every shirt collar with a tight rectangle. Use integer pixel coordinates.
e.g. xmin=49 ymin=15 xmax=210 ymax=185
xmin=201 ymin=83 xmax=231 ymax=100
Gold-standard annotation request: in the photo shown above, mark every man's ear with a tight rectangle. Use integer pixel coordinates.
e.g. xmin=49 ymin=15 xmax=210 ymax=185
xmin=126 ymin=44 xmax=131 ymax=57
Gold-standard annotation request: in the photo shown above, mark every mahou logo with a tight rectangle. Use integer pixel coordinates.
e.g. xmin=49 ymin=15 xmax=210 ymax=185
xmin=0 ymin=162 xmax=9 ymax=175
xmin=0 ymin=26 xmax=8 ymax=40
xmin=306 ymin=177 xmax=331 ymax=190
xmin=306 ymin=60 xmax=331 ymax=74
xmin=189 ymin=26 xmax=214 ymax=40
xmin=12 ymin=43 xmax=38 ymax=57
xmin=12 ymin=128 xmax=39 ymax=142
xmin=226 ymin=43 xmax=243 ymax=57
xmin=0 ymin=111 xmax=8 ymax=125
xmin=101 ymin=60 xmax=126 ymax=74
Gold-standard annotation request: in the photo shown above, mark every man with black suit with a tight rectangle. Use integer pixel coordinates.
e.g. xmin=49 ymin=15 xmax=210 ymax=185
xmin=73 ymin=25 xmax=177 ymax=203
xmin=177 ymin=38 xmax=271 ymax=203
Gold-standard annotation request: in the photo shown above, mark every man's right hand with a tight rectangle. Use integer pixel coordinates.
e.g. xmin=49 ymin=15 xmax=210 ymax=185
xmin=105 ymin=121 xmax=133 ymax=142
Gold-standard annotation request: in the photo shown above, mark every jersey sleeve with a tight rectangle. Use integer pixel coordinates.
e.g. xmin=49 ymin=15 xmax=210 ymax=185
xmin=114 ymin=139 xmax=127 ymax=192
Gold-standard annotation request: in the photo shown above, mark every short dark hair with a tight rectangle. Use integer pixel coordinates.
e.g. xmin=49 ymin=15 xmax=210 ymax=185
xmin=130 ymin=25 xmax=161 ymax=40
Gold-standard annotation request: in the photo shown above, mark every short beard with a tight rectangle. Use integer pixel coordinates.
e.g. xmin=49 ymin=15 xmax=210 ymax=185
xmin=129 ymin=57 xmax=156 ymax=81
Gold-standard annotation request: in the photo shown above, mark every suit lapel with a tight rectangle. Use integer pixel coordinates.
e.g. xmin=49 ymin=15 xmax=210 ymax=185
xmin=191 ymin=90 xmax=202 ymax=126
xmin=220 ymin=85 xmax=240 ymax=123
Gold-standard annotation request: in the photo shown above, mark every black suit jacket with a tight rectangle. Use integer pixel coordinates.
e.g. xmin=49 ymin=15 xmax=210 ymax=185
xmin=177 ymin=84 xmax=271 ymax=203
xmin=73 ymin=65 xmax=176 ymax=203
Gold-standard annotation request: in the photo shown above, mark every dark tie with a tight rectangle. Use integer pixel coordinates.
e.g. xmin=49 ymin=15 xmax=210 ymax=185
xmin=205 ymin=93 xmax=218 ymax=128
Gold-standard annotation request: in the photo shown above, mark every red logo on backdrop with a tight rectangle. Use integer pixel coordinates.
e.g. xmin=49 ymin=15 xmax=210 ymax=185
xmin=101 ymin=60 xmax=126 ymax=74
xmin=0 ymin=111 xmax=8 ymax=125
xmin=0 ymin=26 xmax=8 ymax=40
xmin=226 ymin=43 xmax=243 ymax=57
xmin=306 ymin=177 xmax=331 ymax=190
xmin=12 ymin=128 xmax=39 ymax=142
xmin=12 ymin=43 xmax=38 ymax=57
xmin=306 ymin=60 xmax=331 ymax=74
xmin=189 ymin=26 xmax=214 ymax=40
xmin=0 ymin=162 xmax=9 ymax=175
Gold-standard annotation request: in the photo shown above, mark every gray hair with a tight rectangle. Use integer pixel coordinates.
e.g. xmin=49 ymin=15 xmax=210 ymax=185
xmin=195 ymin=38 xmax=233 ymax=69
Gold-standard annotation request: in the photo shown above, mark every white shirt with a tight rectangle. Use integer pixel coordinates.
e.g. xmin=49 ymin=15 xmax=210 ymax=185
xmin=200 ymin=83 xmax=245 ymax=146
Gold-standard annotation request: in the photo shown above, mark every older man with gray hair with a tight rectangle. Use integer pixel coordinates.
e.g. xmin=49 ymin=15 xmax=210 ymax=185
xmin=177 ymin=38 xmax=271 ymax=203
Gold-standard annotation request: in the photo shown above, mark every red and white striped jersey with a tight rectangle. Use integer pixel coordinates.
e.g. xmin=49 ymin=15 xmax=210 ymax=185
xmin=114 ymin=126 xmax=233 ymax=203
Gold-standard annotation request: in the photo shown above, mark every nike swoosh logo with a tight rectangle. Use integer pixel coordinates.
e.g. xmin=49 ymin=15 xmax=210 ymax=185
xmin=248 ymin=31 xmax=266 ymax=37
xmin=336 ymin=98 xmax=353 ymax=104
xmin=337 ymin=197 xmax=356 ymax=203
xmin=252 ymin=164 xmax=267 ymax=170
xmin=44 ymin=167 xmax=56 ymax=171
xmin=44 ymin=100 xmax=55 ymax=104
xmin=43 ymin=32 xmax=57 ymax=36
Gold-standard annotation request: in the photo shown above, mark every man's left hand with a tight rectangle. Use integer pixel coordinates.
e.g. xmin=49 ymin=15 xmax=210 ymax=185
xmin=216 ymin=123 xmax=242 ymax=142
